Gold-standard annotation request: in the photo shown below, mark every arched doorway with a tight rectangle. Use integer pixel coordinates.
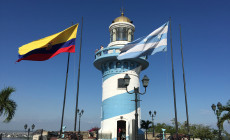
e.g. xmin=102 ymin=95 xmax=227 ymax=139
xmin=117 ymin=120 xmax=126 ymax=140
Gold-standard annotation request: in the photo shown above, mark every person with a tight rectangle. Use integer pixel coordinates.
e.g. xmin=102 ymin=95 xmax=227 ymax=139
xmin=118 ymin=128 xmax=122 ymax=140
xmin=0 ymin=133 xmax=2 ymax=140
xmin=95 ymin=49 xmax=99 ymax=53
xmin=100 ymin=45 xmax=104 ymax=50
xmin=121 ymin=129 xmax=126 ymax=140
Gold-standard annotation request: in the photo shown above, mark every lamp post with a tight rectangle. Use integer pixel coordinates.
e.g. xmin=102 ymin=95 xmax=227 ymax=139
xmin=77 ymin=109 xmax=84 ymax=140
xmin=24 ymin=124 xmax=35 ymax=140
xmin=149 ymin=111 xmax=156 ymax=137
xmin=123 ymin=74 xmax=150 ymax=140
xmin=32 ymin=124 xmax=35 ymax=132
xmin=24 ymin=124 xmax=28 ymax=132
xmin=211 ymin=102 xmax=222 ymax=140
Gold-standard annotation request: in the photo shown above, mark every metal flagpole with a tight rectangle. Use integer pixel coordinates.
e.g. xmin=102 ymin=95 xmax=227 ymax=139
xmin=169 ymin=17 xmax=179 ymax=140
xmin=179 ymin=24 xmax=190 ymax=139
xmin=60 ymin=52 xmax=70 ymax=137
xmin=74 ymin=17 xmax=83 ymax=131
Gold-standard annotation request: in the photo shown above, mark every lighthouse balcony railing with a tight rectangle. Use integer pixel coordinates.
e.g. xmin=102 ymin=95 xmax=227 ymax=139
xmin=95 ymin=47 xmax=121 ymax=60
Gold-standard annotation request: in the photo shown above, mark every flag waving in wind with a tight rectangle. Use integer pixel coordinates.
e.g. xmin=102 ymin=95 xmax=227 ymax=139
xmin=117 ymin=22 xmax=168 ymax=60
xmin=17 ymin=24 xmax=79 ymax=62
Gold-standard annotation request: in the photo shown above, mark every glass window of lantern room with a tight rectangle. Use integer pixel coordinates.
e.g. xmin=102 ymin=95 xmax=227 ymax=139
xmin=110 ymin=30 xmax=113 ymax=42
xmin=112 ymin=29 xmax=116 ymax=42
xmin=116 ymin=27 xmax=128 ymax=41
xmin=131 ymin=32 xmax=134 ymax=41
xmin=128 ymin=29 xmax=132 ymax=42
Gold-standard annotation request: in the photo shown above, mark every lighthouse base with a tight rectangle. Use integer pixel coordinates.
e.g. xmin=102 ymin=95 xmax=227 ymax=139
xmin=98 ymin=119 xmax=145 ymax=140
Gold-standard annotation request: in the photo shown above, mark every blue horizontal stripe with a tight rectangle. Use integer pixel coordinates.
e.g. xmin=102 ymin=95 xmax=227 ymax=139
xmin=18 ymin=38 xmax=75 ymax=59
xmin=102 ymin=91 xmax=140 ymax=120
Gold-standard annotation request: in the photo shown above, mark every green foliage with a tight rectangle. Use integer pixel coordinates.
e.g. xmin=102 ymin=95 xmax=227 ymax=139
xmin=219 ymin=100 xmax=230 ymax=130
xmin=141 ymin=120 xmax=152 ymax=130
xmin=0 ymin=86 xmax=17 ymax=122
xmin=141 ymin=120 xmax=152 ymax=140
xmin=150 ymin=120 xmax=216 ymax=139
xmin=190 ymin=124 xmax=215 ymax=139
xmin=154 ymin=123 xmax=176 ymax=134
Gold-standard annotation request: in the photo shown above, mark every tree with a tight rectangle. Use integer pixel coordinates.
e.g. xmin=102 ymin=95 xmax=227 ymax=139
xmin=219 ymin=100 xmax=230 ymax=130
xmin=0 ymin=87 xmax=17 ymax=122
xmin=141 ymin=120 xmax=152 ymax=140
xmin=190 ymin=124 xmax=215 ymax=140
xmin=154 ymin=123 xmax=175 ymax=134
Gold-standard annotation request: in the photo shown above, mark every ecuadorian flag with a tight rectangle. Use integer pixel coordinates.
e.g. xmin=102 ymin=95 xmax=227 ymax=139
xmin=17 ymin=24 xmax=79 ymax=62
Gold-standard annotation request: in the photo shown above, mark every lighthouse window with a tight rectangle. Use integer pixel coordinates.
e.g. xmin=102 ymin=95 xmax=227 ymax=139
xmin=116 ymin=27 xmax=128 ymax=41
xmin=130 ymin=63 xmax=134 ymax=69
xmin=124 ymin=62 xmax=128 ymax=69
xmin=118 ymin=78 xmax=125 ymax=88
xmin=110 ymin=30 xmax=113 ymax=42
xmin=109 ymin=62 xmax=113 ymax=69
xmin=104 ymin=64 xmax=107 ymax=71
xmin=116 ymin=62 xmax=121 ymax=68
xmin=110 ymin=29 xmax=117 ymax=42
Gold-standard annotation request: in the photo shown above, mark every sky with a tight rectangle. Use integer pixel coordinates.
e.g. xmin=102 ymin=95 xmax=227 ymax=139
xmin=0 ymin=0 xmax=230 ymax=133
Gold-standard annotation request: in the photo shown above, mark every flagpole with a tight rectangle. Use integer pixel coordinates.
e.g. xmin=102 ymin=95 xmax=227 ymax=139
xmin=59 ymin=52 xmax=70 ymax=137
xmin=74 ymin=17 xmax=83 ymax=131
xmin=179 ymin=24 xmax=190 ymax=139
xmin=169 ymin=17 xmax=179 ymax=139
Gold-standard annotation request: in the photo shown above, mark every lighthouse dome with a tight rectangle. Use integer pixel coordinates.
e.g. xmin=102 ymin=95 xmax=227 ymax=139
xmin=113 ymin=12 xmax=132 ymax=23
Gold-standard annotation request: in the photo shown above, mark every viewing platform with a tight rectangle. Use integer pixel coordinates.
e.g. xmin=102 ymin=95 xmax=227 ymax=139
xmin=94 ymin=46 xmax=149 ymax=71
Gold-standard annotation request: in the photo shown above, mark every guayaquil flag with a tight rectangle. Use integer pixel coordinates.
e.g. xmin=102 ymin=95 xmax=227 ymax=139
xmin=117 ymin=22 xmax=168 ymax=60
xmin=17 ymin=24 xmax=79 ymax=62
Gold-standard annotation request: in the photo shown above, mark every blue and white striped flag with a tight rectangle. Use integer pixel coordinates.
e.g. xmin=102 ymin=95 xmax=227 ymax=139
xmin=117 ymin=22 xmax=169 ymax=60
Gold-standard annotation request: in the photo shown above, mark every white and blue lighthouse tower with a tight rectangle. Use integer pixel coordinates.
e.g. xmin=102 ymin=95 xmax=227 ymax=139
xmin=94 ymin=12 xmax=149 ymax=140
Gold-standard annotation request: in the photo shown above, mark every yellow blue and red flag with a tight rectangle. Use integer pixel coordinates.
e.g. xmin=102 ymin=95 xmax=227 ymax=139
xmin=17 ymin=24 xmax=79 ymax=62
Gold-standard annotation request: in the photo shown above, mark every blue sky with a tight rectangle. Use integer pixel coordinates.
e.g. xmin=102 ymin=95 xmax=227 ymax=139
xmin=0 ymin=0 xmax=230 ymax=132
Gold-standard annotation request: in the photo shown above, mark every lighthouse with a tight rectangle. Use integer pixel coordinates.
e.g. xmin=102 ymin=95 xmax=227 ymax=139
xmin=94 ymin=12 xmax=149 ymax=140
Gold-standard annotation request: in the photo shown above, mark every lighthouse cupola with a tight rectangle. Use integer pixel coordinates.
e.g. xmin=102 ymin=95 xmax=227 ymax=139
xmin=108 ymin=12 xmax=135 ymax=47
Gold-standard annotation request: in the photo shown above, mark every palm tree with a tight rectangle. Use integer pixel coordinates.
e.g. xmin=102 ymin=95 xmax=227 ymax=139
xmin=219 ymin=100 xmax=230 ymax=129
xmin=0 ymin=87 xmax=17 ymax=122
xmin=141 ymin=120 xmax=152 ymax=140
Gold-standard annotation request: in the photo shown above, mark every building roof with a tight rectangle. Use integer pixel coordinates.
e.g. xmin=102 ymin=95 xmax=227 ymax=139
xmin=113 ymin=12 xmax=132 ymax=23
